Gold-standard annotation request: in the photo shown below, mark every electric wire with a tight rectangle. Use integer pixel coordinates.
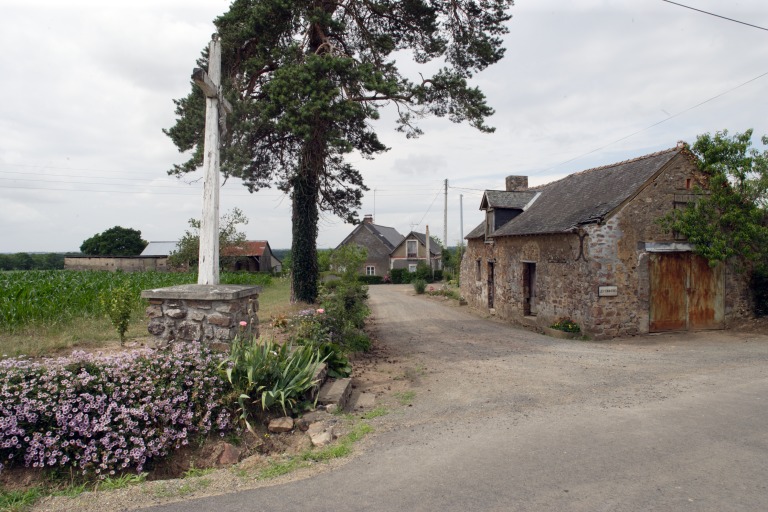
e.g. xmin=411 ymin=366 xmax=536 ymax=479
xmin=661 ymin=0 xmax=768 ymax=32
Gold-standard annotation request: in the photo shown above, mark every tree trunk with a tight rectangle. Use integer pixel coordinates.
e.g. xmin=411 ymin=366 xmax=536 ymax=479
xmin=290 ymin=134 xmax=322 ymax=303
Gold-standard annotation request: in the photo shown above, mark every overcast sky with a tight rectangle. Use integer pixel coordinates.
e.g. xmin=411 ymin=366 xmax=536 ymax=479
xmin=2 ymin=0 xmax=767 ymax=253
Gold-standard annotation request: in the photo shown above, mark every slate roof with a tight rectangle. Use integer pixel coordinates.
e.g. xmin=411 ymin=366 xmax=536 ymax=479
xmin=481 ymin=190 xmax=538 ymax=210
xmin=337 ymin=222 xmax=404 ymax=252
xmin=467 ymin=147 xmax=683 ymax=239
xmin=395 ymin=231 xmax=442 ymax=256
xmin=141 ymin=241 xmax=180 ymax=256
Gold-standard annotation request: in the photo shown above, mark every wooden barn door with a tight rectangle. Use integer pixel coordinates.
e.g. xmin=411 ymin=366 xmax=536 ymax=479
xmin=649 ymin=253 xmax=724 ymax=332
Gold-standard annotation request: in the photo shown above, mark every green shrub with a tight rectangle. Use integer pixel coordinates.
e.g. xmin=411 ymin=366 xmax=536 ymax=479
xmin=550 ymin=318 xmax=581 ymax=333
xmin=99 ymin=284 xmax=133 ymax=345
xmin=413 ymin=279 xmax=427 ymax=294
xmin=358 ymin=275 xmax=383 ymax=285
xmin=389 ymin=268 xmax=409 ymax=284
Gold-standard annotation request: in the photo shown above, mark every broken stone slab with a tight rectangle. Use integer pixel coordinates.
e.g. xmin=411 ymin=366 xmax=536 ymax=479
xmin=268 ymin=417 xmax=294 ymax=433
xmin=307 ymin=422 xmax=335 ymax=447
xmin=317 ymin=378 xmax=352 ymax=411
xmin=309 ymin=363 xmax=328 ymax=399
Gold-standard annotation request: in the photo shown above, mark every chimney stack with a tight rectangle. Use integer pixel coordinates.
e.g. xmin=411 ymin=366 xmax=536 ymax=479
xmin=363 ymin=214 xmax=373 ymax=224
xmin=506 ymin=176 xmax=528 ymax=192
xmin=505 ymin=175 xmax=528 ymax=191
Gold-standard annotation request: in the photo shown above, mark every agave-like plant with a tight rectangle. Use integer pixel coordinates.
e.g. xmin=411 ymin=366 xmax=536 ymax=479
xmin=222 ymin=337 xmax=325 ymax=431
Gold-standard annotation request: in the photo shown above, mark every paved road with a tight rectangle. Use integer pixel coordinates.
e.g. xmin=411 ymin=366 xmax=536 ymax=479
xmin=145 ymin=285 xmax=768 ymax=512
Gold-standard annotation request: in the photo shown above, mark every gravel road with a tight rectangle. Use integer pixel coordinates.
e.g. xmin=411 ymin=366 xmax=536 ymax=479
xmin=40 ymin=284 xmax=768 ymax=511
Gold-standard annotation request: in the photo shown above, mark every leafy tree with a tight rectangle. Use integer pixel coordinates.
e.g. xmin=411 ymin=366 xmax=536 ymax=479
xmin=165 ymin=0 xmax=514 ymax=303
xmin=80 ymin=226 xmax=147 ymax=256
xmin=169 ymin=207 xmax=249 ymax=269
xmin=662 ymin=129 xmax=768 ymax=271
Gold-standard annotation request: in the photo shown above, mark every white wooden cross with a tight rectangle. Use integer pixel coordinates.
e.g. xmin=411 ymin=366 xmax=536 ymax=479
xmin=193 ymin=34 xmax=232 ymax=285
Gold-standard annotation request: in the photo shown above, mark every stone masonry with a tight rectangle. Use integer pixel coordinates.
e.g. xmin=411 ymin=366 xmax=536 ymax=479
xmin=141 ymin=284 xmax=260 ymax=348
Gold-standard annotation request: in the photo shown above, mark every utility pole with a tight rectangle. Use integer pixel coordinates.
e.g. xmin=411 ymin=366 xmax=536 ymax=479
xmin=460 ymin=194 xmax=464 ymax=261
xmin=443 ymin=179 xmax=448 ymax=250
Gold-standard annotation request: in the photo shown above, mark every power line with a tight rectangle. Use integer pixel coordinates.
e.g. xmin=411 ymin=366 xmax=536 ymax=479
xmin=661 ymin=0 xmax=768 ymax=32
xmin=414 ymin=187 xmax=443 ymax=229
xmin=535 ymin=69 xmax=768 ymax=175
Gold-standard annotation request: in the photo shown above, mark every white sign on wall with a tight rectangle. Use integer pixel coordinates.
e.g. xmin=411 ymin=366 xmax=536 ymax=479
xmin=599 ymin=286 xmax=618 ymax=297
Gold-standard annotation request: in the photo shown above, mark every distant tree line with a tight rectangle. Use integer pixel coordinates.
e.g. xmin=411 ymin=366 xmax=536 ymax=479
xmin=0 ymin=253 xmax=68 ymax=271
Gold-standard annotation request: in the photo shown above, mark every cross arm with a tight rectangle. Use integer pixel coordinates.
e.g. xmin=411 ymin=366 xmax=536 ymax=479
xmin=192 ymin=68 xmax=233 ymax=114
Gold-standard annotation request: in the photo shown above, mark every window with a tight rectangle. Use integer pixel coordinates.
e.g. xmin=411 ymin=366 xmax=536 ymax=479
xmin=366 ymin=266 xmax=375 ymax=276
xmin=406 ymin=239 xmax=418 ymax=258
xmin=408 ymin=263 xmax=417 ymax=273
xmin=476 ymin=259 xmax=481 ymax=280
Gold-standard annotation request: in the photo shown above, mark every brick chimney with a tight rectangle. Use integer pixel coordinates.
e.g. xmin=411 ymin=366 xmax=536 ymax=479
xmin=505 ymin=175 xmax=528 ymax=191
xmin=363 ymin=214 xmax=374 ymax=224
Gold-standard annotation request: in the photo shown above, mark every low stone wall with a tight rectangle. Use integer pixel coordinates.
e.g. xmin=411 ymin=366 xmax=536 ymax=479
xmin=65 ymin=256 xmax=169 ymax=272
xmin=141 ymin=284 xmax=260 ymax=348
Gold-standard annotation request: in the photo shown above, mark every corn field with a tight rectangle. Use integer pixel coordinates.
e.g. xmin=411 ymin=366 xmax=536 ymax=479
xmin=0 ymin=270 xmax=272 ymax=331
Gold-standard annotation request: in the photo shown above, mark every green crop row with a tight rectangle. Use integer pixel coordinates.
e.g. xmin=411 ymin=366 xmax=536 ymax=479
xmin=0 ymin=270 xmax=272 ymax=331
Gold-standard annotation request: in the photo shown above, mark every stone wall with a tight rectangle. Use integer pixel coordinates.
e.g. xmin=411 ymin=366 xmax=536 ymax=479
xmin=460 ymin=152 xmax=752 ymax=339
xmin=65 ymin=256 xmax=169 ymax=272
xmin=141 ymin=285 xmax=260 ymax=348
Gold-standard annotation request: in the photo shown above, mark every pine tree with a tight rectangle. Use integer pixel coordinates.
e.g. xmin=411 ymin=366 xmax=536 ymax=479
xmin=165 ymin=0 xmax=514 ymax=302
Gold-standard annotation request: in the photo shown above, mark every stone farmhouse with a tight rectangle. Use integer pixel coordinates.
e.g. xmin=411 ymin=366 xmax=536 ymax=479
xmin=336 ymin=215 xmax=442 ymax=276
xmin=460 ymin=145 xmax=751 ymax=339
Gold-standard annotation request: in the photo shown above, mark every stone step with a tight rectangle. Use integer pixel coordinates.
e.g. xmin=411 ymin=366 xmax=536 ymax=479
xmin=308 ymin=362 xmax=328 ymax=400
xmin=316 ymin=378 xmax=352 ymax=411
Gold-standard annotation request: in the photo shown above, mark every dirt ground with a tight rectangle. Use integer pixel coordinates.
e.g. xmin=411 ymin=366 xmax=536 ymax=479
xmin=24 ymin=284 xmax=768 ymax=510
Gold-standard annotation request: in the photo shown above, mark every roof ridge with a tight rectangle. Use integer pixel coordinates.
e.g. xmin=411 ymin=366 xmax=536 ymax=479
xmin=541 ymin=146 xmax=681 ymax=188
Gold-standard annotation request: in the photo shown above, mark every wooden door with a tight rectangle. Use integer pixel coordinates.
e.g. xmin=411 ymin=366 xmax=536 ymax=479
xmin=487 ymin=261 xmax=495 ymax=308
xmin=649 ymin=253 xmax=724 ymax=332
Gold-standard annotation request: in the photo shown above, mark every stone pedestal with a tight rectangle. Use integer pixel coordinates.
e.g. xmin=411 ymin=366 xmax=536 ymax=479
xmin=141 ymin=284 xmax=260 ymax=349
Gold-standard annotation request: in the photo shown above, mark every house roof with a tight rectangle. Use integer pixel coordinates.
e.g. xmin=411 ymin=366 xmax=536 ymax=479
xmin=141 ymin=241 xmax=180 ymax=256
xmin=396 ymin=231 xmax=442 ymax=256
xmin=468 ymin=147 xmax=684 ymax=239
xmin=480 ymin=190 xmax=539 ymax=210
xmin=337 ymin=222 xmax=404 ymax=252
xmin=222 ymin=240 xmax=271 ymax=257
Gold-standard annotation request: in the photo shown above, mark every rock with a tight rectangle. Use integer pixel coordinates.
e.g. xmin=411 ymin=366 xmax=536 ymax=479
xmin=165 ymin=308 xmax=186 ymax=319
xmin=207 ymin=313 xmax=232 ymax=327
xmin=268 ymin=417 xmax=294 ymax=433
xmin=145 ymin=305 xmax=163 ymax=319
xmin=217 ymin=443 xmax=241 ymax=465
xmin=307 ymin=423 xmax=335 ymax=447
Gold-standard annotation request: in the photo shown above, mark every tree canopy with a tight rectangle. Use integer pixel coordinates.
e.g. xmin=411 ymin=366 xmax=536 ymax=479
xmin=168 ymin=207 xmax=249 ymax=269
xmin=165 ymin=0 xmax=514 ymax=302
xmin=80 ymin=226 xmax=147 ymax=256
xmin=662 ymin=129 xmax=768 ymax=271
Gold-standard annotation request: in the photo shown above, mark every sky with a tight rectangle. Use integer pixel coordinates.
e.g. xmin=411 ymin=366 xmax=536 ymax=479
xmin=1 ymin=0 xmax=767 ymax=253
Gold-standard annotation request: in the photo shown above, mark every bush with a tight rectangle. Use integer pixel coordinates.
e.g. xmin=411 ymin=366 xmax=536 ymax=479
xmin=358 ymin=275 xmax=383 ymax=285
xmin=0 ymin=344 xmax=231 ymax=476
xmin=413 ymin=279 xmax=427 ymax=294
xmin=389 ymin=268 xmax=410 ymax=284
xmin=550 ymin=318 xmax=581 ymax=333
xmin=99 ymin=284 xmax=133 ymax=345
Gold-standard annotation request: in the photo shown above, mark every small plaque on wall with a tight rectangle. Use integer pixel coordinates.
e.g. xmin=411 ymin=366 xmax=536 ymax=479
xmin=599 ymin=285 xmax=618 ymax=297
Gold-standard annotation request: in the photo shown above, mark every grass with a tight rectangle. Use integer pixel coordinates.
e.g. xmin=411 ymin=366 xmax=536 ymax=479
xmin=252 ymin=421 xmax=375 ymax=481
xmin=0 ymin=271 xmax=291 ymax=358
xmin=0 ymin=487 xmax=44 ymax=512
xmin=360 ymin=406 xmax=389 ymax=419
xmin=95 ymin=473 xmax=147 ymax=491
xmin=394 ymin=391 xmax=416 ymax=406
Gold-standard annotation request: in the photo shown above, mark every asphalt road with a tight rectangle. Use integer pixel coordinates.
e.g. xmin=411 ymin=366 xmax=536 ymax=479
xmin=143 ymin=285 xmax=768 ymax=512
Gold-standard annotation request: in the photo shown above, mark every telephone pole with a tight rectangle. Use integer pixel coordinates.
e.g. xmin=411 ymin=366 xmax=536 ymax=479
xmin=443 ymin=178 xmax=448 ymax=249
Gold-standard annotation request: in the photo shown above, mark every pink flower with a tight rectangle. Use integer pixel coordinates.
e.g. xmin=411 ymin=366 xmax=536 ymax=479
xmin=316 ymin=309 xmax=325 ymax=314
xmin=239 ymin=321 xmax=248 ymax=327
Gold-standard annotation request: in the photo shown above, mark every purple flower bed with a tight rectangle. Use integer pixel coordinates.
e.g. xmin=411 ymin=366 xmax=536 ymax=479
xmin=0 ymin=343 xmax=231 ymax=476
